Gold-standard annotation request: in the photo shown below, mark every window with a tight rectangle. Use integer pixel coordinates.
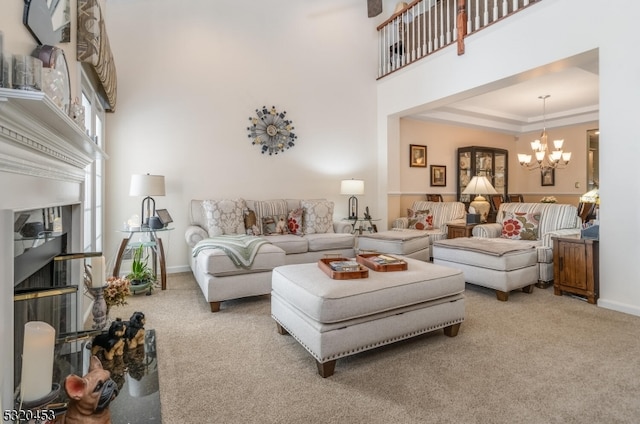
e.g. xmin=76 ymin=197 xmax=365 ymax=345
xmin=81 ymin=71 xmax=105 ymax=254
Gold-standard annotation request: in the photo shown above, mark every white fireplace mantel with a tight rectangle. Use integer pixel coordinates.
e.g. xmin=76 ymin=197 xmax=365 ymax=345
xmin=0 ymin=88 xmax=108 ymax=182
xmin=0 ymin=88 xmax=108 ymax=411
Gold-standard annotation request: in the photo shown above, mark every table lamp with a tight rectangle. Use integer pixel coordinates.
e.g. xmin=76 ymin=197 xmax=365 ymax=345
xmin=130 ymin=174 xmax=165 ymax=228
xmin=340 ymin=179 xmax=364 ymax=219
xmin=462 ymin=176 xmax=497 ymax=223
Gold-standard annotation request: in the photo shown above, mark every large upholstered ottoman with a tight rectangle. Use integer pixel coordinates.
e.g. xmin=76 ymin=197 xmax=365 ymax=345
xmin=271 ymin=258 xmax=465 ymax=377
xmin=432 ymin=238 xmax=538 ymax=301
xmin=357 ymin=229 xmax=432 ymax=261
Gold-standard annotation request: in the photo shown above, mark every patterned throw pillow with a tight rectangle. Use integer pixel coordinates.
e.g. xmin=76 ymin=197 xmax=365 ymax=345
xmin=244 ymin=209 xmax=260 ymax=235
xmin=301 ymin=200 xmax=335 ymax=234
xmin=407 ymin=208 xmax=430 ymax=218
xmin=408 ymin=212 xmax=434 ymax=230
xmin=501 ymin=211 xmax=540 ymax=240
xmin=253 ymin=200 xmax=288 ymax=235
xmin=262 ymin=214 xmax=289 ymax=235
xmin=287 ymin=208 xmax=304 ymax=235
xmin=202 ymin=199 xmax=247 ymax=237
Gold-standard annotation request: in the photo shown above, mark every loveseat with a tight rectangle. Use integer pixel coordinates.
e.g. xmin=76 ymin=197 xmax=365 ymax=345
xmin=357 ymin=201 xmax=466 ymax=261
xmin=432 ymin=202 xmax=581 ymax=300
xmin=186 ymin=198 xmax=355 ymax=311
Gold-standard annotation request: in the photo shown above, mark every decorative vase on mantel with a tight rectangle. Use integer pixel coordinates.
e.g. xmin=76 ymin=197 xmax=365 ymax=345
xmin=89 ymin=286 xmax=109 ymax=330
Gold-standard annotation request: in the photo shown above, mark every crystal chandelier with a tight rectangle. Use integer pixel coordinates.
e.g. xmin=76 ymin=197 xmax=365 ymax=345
xmin=518 ymin=95 xmax=571 ymax=171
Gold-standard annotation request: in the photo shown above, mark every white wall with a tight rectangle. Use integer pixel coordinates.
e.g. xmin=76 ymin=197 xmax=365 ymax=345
xmin=104 ymin=0 xmax=397 ymax=272
xmin=377 ymin=0 xmax=640 ymax=315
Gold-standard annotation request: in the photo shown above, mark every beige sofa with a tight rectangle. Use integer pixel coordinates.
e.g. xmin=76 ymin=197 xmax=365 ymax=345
xmin=357 ymin=201 xmax=466 ymax=261
xmin=185 ymin=198 xmax=355 ymax=312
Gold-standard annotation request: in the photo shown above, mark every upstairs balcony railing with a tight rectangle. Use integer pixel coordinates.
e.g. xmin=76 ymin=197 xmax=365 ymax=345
xmin=377 ymin=0 xmax=540 ymax=78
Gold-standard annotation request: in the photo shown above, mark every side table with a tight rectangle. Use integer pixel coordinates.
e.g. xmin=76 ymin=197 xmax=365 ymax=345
xmin=553 ymin=236 xmax=599 ymax=304
xmin=113 ymin=227 xmax=173 ymax=290
xmin=447 ymin=223 xmax=477 ymax=239
xmin=344 ymin=217 xmax=380 ymax=235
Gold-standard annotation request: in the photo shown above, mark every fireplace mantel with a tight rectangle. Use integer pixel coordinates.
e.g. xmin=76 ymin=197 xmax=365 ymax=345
xmin=0 ymin=88 xmax=108 ymax=182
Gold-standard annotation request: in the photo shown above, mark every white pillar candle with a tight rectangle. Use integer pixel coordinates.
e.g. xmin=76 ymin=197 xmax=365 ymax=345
xmin=20 ymin=321 xmax=55 ymax=402
xmin=91 ymin=255 xmax=105 ymax=288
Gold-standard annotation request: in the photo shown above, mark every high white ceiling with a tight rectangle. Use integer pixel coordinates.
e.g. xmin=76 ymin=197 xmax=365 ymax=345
xmin=406 ymin=52 xmax=599 ymax=135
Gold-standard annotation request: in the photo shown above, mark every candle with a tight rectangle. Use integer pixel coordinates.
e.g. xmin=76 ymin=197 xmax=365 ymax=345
xmin=91 ymin=256 xmax=105 ymax=288
xmin=20 ymin=321 xmax=55 ymax=402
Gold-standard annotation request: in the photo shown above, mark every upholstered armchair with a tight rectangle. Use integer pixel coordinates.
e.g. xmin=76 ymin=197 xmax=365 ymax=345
xmin=472 ymin=202 xmax=582 ymax=286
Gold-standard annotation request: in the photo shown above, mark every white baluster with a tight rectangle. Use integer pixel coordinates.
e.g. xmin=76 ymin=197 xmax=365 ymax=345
xmin=493 ymin=0 xmax=499 ymax=21
xmin=475 ymin=0 xmax=480 ymax=31
xmin=439 ymin=2 xmax=444 ymax=47
xmin=467 ymin=0 xmax=473 ymax=34
xmin=524 ymin=0 xmax=529 ymax=6
xmin=446 ymin=0 xmax=452 ymax=44
xmin=420 ymin=1 xmax=427 ymax=56
xmin=483 ymin=0 xmax=489 ymax=26
xmin=428 ymin=0 xmax=433 ymax=52
xmin=502 ymin=0 xmax=508 ymax=16
xmin=512 ymin=0 xmax=518 ymax=12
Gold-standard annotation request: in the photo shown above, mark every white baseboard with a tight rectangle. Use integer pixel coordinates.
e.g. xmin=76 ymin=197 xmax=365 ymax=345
xmin=167 ymin=265 xmax=191 ymax=274
xmin=597 ymin=298 xmax=640 ymax=317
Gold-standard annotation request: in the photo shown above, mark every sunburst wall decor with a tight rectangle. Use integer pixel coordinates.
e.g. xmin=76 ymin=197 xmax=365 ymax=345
xmin=247 ymin=105 xmax=297 ymax=155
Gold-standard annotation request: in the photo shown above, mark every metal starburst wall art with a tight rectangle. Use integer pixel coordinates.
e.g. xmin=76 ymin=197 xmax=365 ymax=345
xmin=247 ymin=105 xmax=297 ymax=155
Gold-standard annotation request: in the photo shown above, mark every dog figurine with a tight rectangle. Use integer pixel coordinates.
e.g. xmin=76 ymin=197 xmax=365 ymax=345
xmin=124 ymin=311 xmax=146 ymax=349
xmin=91 ymin=319 xmax=126 ymax=361
xmin=59 ymin=355 xmax=119 ymax=424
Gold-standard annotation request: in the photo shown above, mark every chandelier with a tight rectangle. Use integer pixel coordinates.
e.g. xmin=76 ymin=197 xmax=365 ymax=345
xmin=517 ymin=95 xmax=571 ymax=171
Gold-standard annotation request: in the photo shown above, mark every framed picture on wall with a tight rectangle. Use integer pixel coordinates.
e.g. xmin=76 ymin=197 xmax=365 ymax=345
xmin=541 ymin=168 xmax=555 ymax=186
xmin=410 ymin=144 xmax=427 ymax=167
xmin=430 ymin=165 xmax=446 ymax=186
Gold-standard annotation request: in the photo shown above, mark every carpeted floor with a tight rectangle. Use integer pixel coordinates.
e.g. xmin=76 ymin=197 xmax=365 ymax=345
xmin=112 ymin=272 xmax=640 ymax=424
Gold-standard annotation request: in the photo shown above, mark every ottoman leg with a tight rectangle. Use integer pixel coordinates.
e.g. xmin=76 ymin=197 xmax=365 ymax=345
xmin=443 ymin=322 xmax=461 ymax=337
xmin=316 ymin=360 xmax=336 ymax=378
xmin=276 ymin=323 xmax=289 ymax=335
xmin=522 ymin=284 xmax=535 ymax=294
xmin=496 ymin=290 xmax=509 ymax=301
xmin=210 ymin=301 xmax=221 ymax=312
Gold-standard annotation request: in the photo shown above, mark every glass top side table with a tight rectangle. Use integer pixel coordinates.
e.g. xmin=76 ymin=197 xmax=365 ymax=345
xmin=113 ymin=227 xmax=173 ymax=290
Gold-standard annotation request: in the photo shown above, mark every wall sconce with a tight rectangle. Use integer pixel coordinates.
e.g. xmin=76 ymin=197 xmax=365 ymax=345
xmin=340 ymin=179 xmax=364 ymax=219
xmin=129 ymin=174 xmax=165 ymax=228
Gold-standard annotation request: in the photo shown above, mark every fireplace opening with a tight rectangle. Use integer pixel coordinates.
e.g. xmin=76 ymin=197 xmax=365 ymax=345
xmin=12 ymin=205 xmax=88 ymax=400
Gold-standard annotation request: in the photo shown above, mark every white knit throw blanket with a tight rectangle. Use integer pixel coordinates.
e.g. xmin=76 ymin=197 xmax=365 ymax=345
xmin=192 ymin=235 xmax=269 ymax=269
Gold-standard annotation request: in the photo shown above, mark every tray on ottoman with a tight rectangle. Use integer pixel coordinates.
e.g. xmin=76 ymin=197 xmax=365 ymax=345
xmin=356 ymin=253 xmax=407 ymax=272
xmin=317 ymin=257 xmax=369 ymax=280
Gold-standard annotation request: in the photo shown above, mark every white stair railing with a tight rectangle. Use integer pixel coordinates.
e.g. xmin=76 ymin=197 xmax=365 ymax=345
xmin=377 ymin=0 xmax=540 ymax=79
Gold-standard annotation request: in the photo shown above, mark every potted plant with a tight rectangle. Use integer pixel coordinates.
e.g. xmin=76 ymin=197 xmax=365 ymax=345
xmin=126 ymin=244 xmax=156 ymax=294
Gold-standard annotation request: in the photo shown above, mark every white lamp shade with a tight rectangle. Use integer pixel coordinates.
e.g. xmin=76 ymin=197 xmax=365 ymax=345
xmin=462 ymin=176 xmax=498 ymax=195
xmin=130 ymin=174 xmax=166 ymax=197
xmin=340 ymin=179 xmax=364 ymax=195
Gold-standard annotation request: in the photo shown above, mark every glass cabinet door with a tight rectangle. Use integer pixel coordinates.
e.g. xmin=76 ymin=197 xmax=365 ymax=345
xmin=457 ymin=146 xmax=508 ymax=202
xmin=458 ymin=151 xmax=472 ymax=202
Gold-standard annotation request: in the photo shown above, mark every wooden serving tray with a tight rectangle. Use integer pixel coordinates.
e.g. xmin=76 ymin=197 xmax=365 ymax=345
xmin=356 ymin=253 xmax=408 ymax=272
xmin=317 ymin=258 xmax=369 ymax=280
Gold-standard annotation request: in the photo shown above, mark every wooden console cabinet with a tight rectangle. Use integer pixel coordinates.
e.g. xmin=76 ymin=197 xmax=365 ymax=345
xmin=553 ymin=236 xmax=599 ymax=304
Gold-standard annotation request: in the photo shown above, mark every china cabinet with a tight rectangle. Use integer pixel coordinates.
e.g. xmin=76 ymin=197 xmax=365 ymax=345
xmin=457 ymin=146 xmax=508 ymax=203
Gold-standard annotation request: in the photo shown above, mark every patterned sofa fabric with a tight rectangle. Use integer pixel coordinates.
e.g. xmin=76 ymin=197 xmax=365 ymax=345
xmin=392 ymin=201 xmax=466 ymax=232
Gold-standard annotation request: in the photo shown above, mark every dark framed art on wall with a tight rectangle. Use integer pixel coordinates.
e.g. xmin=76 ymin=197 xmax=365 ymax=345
xmin=541 ymin=168 xmax=555 ymax=186
xmin=430 ymin=165 xmax=446 ymax=186
xmin=410 ymin=144 xmax=427 ymax=167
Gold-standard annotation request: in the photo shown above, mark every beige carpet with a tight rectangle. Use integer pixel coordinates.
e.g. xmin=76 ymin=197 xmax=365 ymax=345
xmin=112 ymin=272 xmax=640 ymax=424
